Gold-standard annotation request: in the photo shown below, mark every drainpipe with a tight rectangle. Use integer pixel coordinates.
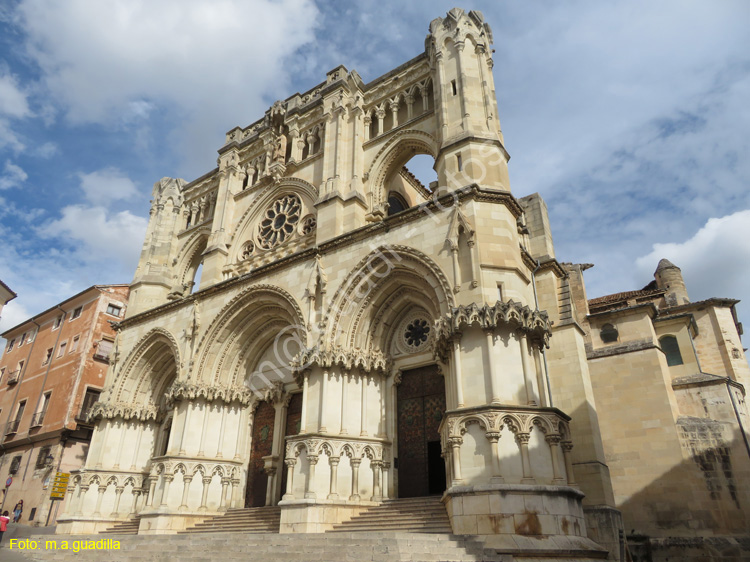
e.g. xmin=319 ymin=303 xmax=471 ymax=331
xmin=531 ymin=260 xmax=553 ymax=408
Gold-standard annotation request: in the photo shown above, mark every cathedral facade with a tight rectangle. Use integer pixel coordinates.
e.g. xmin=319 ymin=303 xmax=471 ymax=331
xmin=56 ymin=8 xmax=749 ymax=561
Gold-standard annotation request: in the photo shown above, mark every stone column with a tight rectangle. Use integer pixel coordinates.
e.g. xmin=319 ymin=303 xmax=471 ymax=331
xmin=453 ymin=340 xmax=465 ymax=408
xmin=319 ymin=370 xmax=329 ymax=432
xmin=110 ymin=486 xmax=124 ymax=517
xmin=389 ymin=99 xmax=400 ymax=128
xmin=546 ymin=435 xmax=566 ymax=484
xmin=179 ymin=476 xmax=193 ymax=511
xmin=73 ymin=483 xmax=87 ymax=516
xmin=454 ymin=39 xmax=469 ymax=129
xmin=289 ymin=129 xmax=301 ymax=162
xmin=305 ymin=454 xmax=318 ymax=499
xmin=349 ymin=458 xmax=361 ymax=501
xmin=519 ymin=333 xmax=538 ymax=406
xmin=93 ymin=485 xmax=106 ymax=515
xmin=363 ymin=114 xmax=372 ymax=142
xmin=379 ymin=375 xmax=387 ymax=438
xmin=231 ymin=478 xmax=240 ymax=508
xmin=198 ymin=476 xmax=212 ymax=511
xmin=360 ymin=375 xmax=368 ymax=436
xmin=179 ymin=401 xmax=193 ymax=455
xmin=300 ymin=373 xmax=309 ymax=432
xmin=405 ymin=94 xmax=414 ymax=120
xmin=517 ymin=433 xmax=535 ymax=484
xmin=533 ymin=347 xmax=549 ymax=407
xmin=485 ymin=329 xmax=501 ymax=404
xmin=113 ymin=420 xmax=126 ymax=469
xmin=434 ymin=51 xmax=449 ymax=136
xmin=95 ymin=419 xmax=111 ymax=468
xmin=129 ymin=489 xmax=141 ymax=516
xmin=216 ymin=405 xmax=228 ymax=458
xmin=376 ymin=108 xmax=385 ymax=136
xmin=220 ymin=478 xmax=230 ymax=510
xmin=130 ymin=421 xmax=145 ymax=470
xmin=370 ymin=461 xmax=382 ymax=501
xmin=160 ymin=475 xmax=173 ymax=507
xmin=264 ymin=466 xmax=277 ymax=507
xmin=198 ymin=401 xmax=212 ymax=456
xmin=562 ymin=441 xmax=576 ymax=485
xmin=306 ymin=133 xmax=316 ymax=157
xmin=449 ymin=437 xmax=463 ymax=485
xmin=234 ymin=406 xmax=247 ymax=461
xmin=283 ymin=459 xmax=297 ymax=500
xmin=486 ymin=432 xmax=504 ymax=483
xmin=382 ymin=462 xmax=390 ymax=499
xmin=451 ymin=247 xmax=460 ymax=292
xmin=146 ymin=478 xmax=157 ymax=507
xmin=339 ymin=372 xmax=348 ymax=435
xmin=327 ymin=456 xmax=340 ymax=499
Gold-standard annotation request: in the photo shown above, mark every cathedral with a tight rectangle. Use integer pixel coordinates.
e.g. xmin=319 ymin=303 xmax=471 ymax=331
xmin=56 ymin=8 xmax=750 ymax=561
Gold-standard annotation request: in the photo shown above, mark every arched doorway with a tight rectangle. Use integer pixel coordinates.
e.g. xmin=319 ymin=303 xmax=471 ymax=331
xmin=397 ymin=365 xmax=447 ymax=497
xmin=245 ymin=400 xmax=275 ymax=507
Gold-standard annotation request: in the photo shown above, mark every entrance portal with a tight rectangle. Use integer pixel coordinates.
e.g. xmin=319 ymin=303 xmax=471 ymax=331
xmin=245 ymin=400 xmax=275 ymax=507
xmin=397 ymin=365 xmax=447 ymax=497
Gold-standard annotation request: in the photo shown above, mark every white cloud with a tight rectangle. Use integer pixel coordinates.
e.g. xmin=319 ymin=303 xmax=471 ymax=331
xmin=38 ymin=204 xmax=148 ymax=267
xmin=635 ymin=210 xmax=750 ymax=322
xmin=78 ymin=168 xmax=140 ymax=206
xmin=0 ymin=70 xmax=30 ymax=118
xmin=33 ymin=141 xmax=58 ymax=158
xmin=0 ymin=160 xmax=28 ymax=189
xmin=15 ymin=0 xmax=320 ymax=174
xmin=0 ymin=118 xmax=25 ymax=152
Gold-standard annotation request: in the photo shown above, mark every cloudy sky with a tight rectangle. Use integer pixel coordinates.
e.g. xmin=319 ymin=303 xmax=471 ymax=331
xmin=0 ymin=0 xmax=748 ymax=337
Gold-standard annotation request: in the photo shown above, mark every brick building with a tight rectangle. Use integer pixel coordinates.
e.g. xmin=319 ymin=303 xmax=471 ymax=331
xmin=0 ymin=284 xmax=129 ymax=525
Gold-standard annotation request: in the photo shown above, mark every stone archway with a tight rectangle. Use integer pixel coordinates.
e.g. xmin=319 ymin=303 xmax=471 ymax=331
xmin=396 ymin=365 xmax=447 ymax=497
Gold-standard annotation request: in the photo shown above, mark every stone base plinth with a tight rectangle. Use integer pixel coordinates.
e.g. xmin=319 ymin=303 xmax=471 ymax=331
xmin=443 ymin=483 xmax=590 ymax=538
xmin=55 ymin=517 xmax=125 ymax=535
xmin=136 ymin=509 xmax=219 ymax=534
xmin=278 ymin=498 xmax=375 ymax=533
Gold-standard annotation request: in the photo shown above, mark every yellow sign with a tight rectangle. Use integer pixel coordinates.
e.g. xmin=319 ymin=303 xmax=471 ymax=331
xmin=50 ymin=472 xmax=71 ymax=499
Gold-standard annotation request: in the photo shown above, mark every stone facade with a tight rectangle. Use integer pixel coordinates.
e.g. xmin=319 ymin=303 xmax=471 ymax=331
xmin=54 ymin=8 xmax=749 ymax=561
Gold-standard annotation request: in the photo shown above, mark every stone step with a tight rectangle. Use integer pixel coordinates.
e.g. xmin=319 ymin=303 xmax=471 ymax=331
xmin=328 ymin=495 xmax=452 ymax=534
xmin=99 ymin=517 xmax=141 ymax=535
xmin=179 ymin=506 xmax=281 ymax=534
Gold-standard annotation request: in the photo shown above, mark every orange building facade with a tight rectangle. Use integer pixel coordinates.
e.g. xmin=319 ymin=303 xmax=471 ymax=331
xmin=0 ymin=284 xmax=129 ymax=526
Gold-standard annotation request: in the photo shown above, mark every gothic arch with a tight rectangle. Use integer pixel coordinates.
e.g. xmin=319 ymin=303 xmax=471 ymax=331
xmin=174 ymin=227 xmax=211 ymax=292
xmin=193 ymin=284 xmax=306 ymax=389
xmin=322 ymin=245 xmax=454 ymax=351
xmin=365 ymin=129 xmax=438 ymax=208
xmin=113 ymin=328 xmax=181 ymax=406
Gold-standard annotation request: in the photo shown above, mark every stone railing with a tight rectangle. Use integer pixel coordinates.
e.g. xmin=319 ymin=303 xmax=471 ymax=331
xmin=440 ymin=404 xmax=575 ymax=488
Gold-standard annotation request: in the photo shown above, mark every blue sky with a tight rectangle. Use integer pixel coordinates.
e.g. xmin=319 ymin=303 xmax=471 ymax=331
xmin=0 ymin=0 xmax=749 ymax=336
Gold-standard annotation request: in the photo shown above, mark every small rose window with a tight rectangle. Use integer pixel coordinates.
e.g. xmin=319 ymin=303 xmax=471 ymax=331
xmin=257 ymin=194 xmax=302 ymax=249
xmin=405 ymin=319 xmax=430 ymax=348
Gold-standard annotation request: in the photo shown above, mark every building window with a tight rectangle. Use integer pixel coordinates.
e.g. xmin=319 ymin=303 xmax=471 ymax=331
xmin=6 ymin=400 xmax=25 ymax=434
xmin=106 ymin=304 xmax=121 ymax=317
xmin=600 ymin=323 xmax=619 ymax=343
xmin=42 ymin=348 xmax=53 ymax=366
xmin=71 ymin=335 xmax=80 ymax=352
xmin=7 ymin=338 xmax=15 ymax=352
xmin=18 ymin=332 xmax=26 ymax=347
xmin=497 ymin=283 xmax=504 ymax=302
xmin=32 ymin=392 xmax=51 ymax=427
xmin=57 ymin=342 xmax=67 ymax=357
xmin=387 ymin=192 xmax=408 ymax=216
xmin=9 ymin=455 xmax=22 ymax=474
xmin=35 ymin=445 xmax=52 ymax=469
xmin=71 ymin=306 xmax=83 ymax=320
xmin=659 ymin=335 xmax=684 ymax=366
xmin=0 ymin=367 xmax=4 ymax=382
xmin=79 ymin=388 xmax=101 ymax=421
xmin=53 ymin=315 xmax=63 ymax=330
xmin=94 ymin=339 xmax=114 ymax=362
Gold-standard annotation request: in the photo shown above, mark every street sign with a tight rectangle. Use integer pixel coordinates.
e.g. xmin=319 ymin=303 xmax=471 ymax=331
xmin=5 ymin=477 xmax=11 ymax=487
xmin=49 ymin=472 xmax=70 ymax=500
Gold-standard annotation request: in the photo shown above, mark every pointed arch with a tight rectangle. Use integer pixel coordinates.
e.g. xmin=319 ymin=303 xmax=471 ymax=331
xmin=193 ymin=284 xmax=306 ymax=389
xmin=113 ymin=328 xmax=181 ymax=406
xmin=322 ymin=245 xmax=453 ymax=351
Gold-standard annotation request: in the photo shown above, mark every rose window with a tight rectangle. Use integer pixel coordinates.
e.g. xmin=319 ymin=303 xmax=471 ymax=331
xmin=257 ymin=194 xmax=302 ymax=249
xmin=300 ymin=215 xmax=316 ymax=236
xmin=404 ymin=319 xmax=430 ymax=348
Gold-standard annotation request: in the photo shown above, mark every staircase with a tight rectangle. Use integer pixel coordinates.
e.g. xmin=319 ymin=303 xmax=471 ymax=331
xmin=100 ymin=517 xmax=140 ymax=535
xmin=179 ymin=506 xmax=280 ymax=534
xmin=329 ymin=495 xmax=453 ymax=533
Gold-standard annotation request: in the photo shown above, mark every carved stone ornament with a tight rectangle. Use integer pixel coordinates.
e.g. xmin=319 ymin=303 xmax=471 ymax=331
xmin=257 ymin=194 xmax=302 ymax=250
xmin=290 ymin=346 xmax=389 ymax=384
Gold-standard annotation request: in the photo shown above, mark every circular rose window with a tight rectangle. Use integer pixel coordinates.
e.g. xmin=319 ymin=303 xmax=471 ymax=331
xmin=397 ymin=311 xmax=433 ymax=353
xmin=257 ymin=194 xmax=302 ymax=249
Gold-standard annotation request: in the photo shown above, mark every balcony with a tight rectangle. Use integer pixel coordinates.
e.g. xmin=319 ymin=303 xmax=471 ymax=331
xmin=6 ymin=370 xmax=20 ymax=385
xmin=5 ymin=419 xmax=20 ymax=435
xmin=30 ymin=411 xmax=46 ymax=428
xmin=92 ymin=352 xmax=110 ymax=363
xmin=75 ymin=405 xmax=95 ymax=424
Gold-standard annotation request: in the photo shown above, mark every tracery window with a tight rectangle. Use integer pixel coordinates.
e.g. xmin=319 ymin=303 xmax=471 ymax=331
xmin=257 ymin=194 xmax=302 ymax=249
xmin=600 ymin=323 xmax=618 ymax=343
